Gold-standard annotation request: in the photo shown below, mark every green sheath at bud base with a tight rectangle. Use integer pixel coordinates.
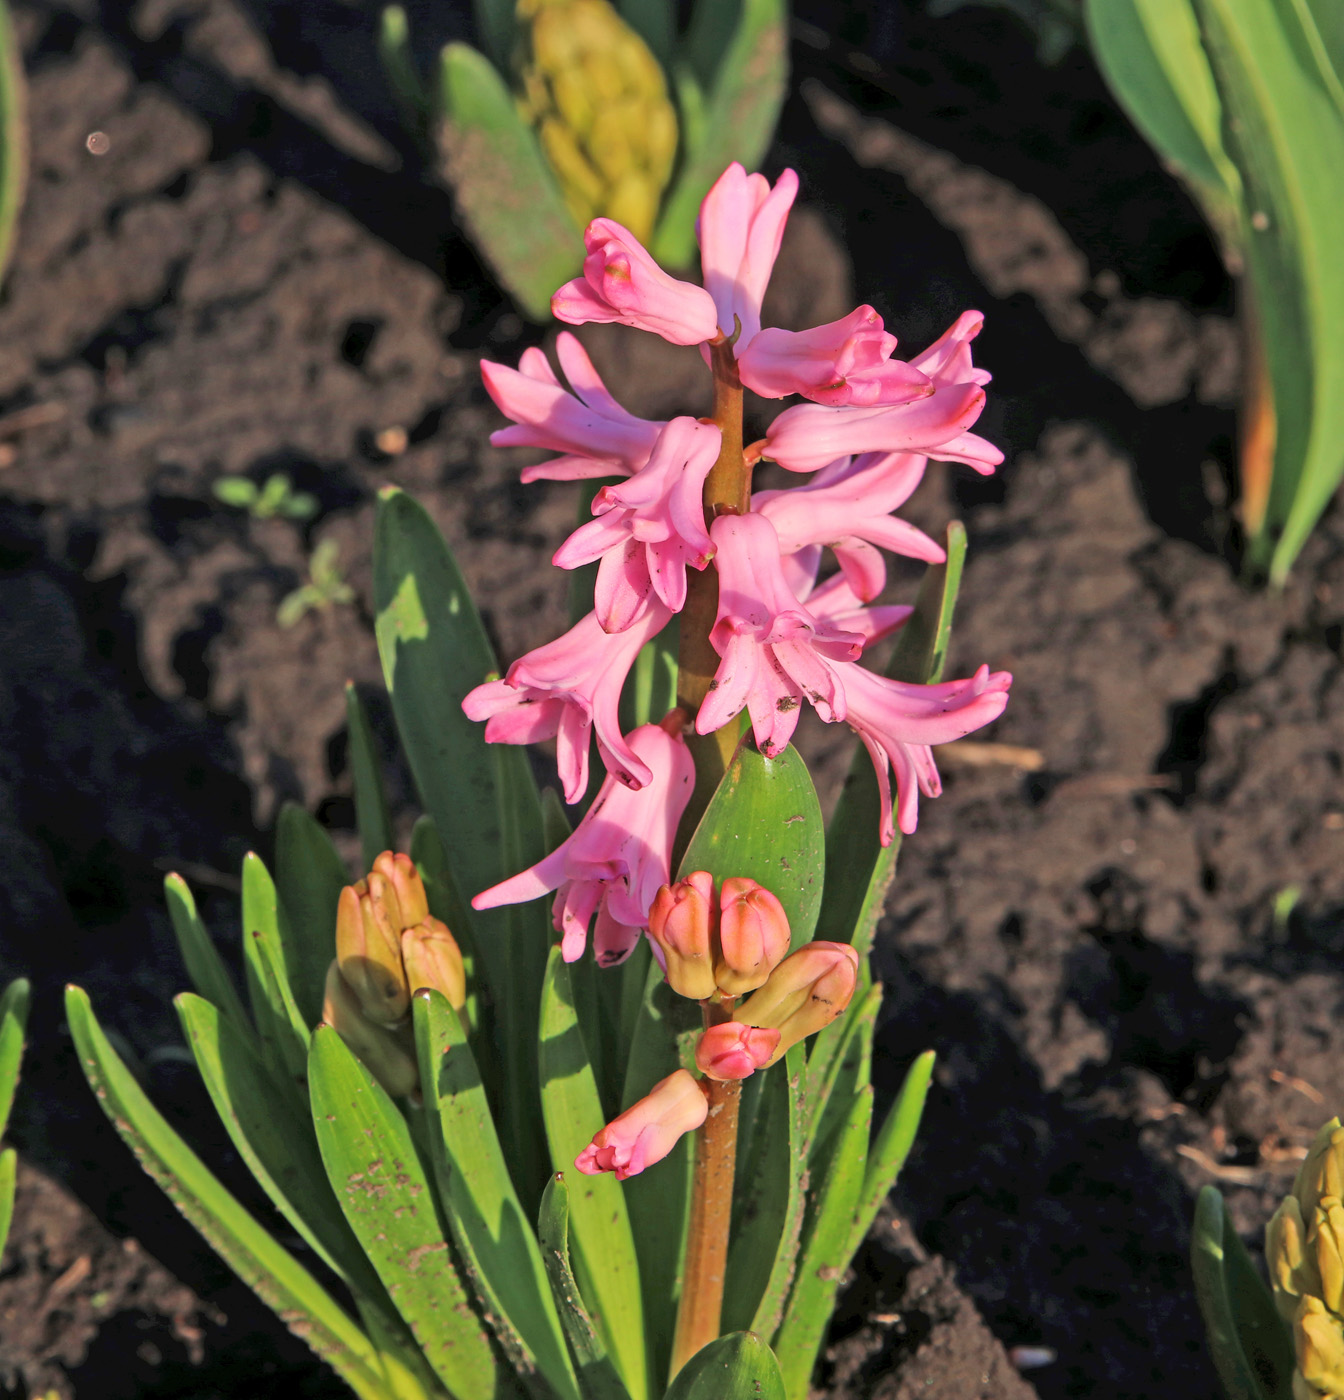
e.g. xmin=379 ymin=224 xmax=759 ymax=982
xmin=514 ymin=0 xmax=677 ymax=241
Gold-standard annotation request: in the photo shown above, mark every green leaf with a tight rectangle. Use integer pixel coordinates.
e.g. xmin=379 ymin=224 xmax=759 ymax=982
xmin=241 ymin=851 xmax=311 ymax=1088
xmin=664 ymin=1331 xmax=785 ymax=1400
xmin=843 ymin=1050 xmax=934 ymax=1267
xmin=805 ymin=982 xmax=880 ymax=1167
xmin=723 ymin=1046 xmax=807 ymax=1340
xmin=538 ymin=949 xmax=648 ymax=1400
xmin=816 ymin=523 xmax=967 ymax=960
xmin=213 ymin=476 xmax=258 ymax=508
xmin=1191 ymin=0 xmax=1344 ymax=582
xmin=64 ymin=986 xmax=396 ymax=1400
xmin=0 ymin=976 xmax=30 ymax=1141
xmin=307 ymin=1024 xmax=504 ymax=1400
xmin=0 ymin=1146 xmax=14 ymax=1260
xmin=1190 ymin=1185 xmax=1293 ymax=1400
xmin=0 ymin=0 xmax=26 ymax=287
xmin=412 ymin=990 xmax=580 ymax=1400
xmin=379 ymin=5 xmax=429 ymax=135
xmin=652 ymin=0 xmax=788 ymax=268
xmin=164 ymin=874 xmax=252 ymax=1036
xmin=434 ymin=43 xmax=582 ymax=320
xmin=536 ymin=1175 xmax=634 ymax=1400
xmin=772 ymin=1087 xmax=872 ymax=1399
xmin=471 ymin=0 xmax=516 ymax=71
xmin=346 ymin=682 xmax=395 ymax=874
xmin=373 ymin=487 xmax=549 ymax=1202
xmin=275 ymin=803 xmax=349 ymax=1028
xmin=616 ymin=0 xmax=675 ymax=66
xmin=677 ymin=740 xmax=824 ymax=954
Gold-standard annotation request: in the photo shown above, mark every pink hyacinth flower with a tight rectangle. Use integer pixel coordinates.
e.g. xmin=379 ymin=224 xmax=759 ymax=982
xmin=698 ymin=163 xmax=798 ymax=347
xmin=553 ymin=219 xmax=719 ymax=347
xmin=462 ymin=603 xmax=671 ymax=805
xmin=805 ymin=571 xmax=912 ymax=648
xmin=736 ymin=305 xmax=933 ymax=407
xmin=909 ymin=309 xmax=993 ymax=388
xmin=575 ymin=1069 xmax=708 ymax=1180
xmin=696 ymin=513 xmax=865 ymax=757
xmin=552 ymin=417 xmax=722 ymax=631
xmin=755 ymin=450 xmax=944 ymax=602
xmin=482 ymin=333 xmax=663 ymax=483
xmin=839 ymin=662 xmax=1012 ymax=843
xmin=695 ymin=1022 xmax=781 ymax=1081
xmin=473 ymin=722 xmax=695 ymax=965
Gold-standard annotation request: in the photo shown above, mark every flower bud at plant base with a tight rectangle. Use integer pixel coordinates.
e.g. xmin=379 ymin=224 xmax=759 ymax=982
xmin=1297 ymin=1120 xmax=1344 ymax=1220
xmin=574 ymin=1068 xmax=708 ymax=1180
xmin=738 ymin=941 xmax=860 ymax=1064
xmin=1296 ymin=1296 xmax=1344 ymax=1397
xmin=647 ymin=871 xmax=718 ymax=1000
xmin=714 ymin=877 xmax=790 ymax=996
xmin=694 ymin=1021 xmax=780 ymax=1081
xmin=400 ymin=917 xmax=467 ymax=1014
xmin=1269 ymin=1195 xmax=1322 ymax=1322
xmin=335 ymin=881 xmax=410 ymax=1026
xmin=322 ymin=961 xmax=419 ymax=1099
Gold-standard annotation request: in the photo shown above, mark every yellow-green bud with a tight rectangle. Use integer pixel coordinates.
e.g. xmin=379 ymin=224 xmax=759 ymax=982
xmin=322 ymin=961 xmax=419 ymax=1098
xmin=514 ymin=0 xmax=677 ymax=241
xmin=335 ymin=880 xmax=409 ymax=1027
xmin=1297 ymin=1296 xmax=1344 ymax=1397
xmin=400 ymin=917 xmax=467 ymax=1014
xmin=1317 ymin=1200 xmax=1344 ymax=1316
xmin=1270 ymin=1195 xmax=1322 ymax=1322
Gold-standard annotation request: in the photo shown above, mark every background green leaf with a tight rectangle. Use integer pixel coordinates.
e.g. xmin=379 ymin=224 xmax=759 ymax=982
xmin=663 ymin=1330 xmax=785 ymax=1400
xmin=164 ymin=875 xmax=252 ymax=1035
xmin=0 ymin=976 xmax=30 ymax=1142
xmin=346 ymin=681 xmax=395 ymax=874
xmin=275 ymin=803 xmax=349 ymax=1027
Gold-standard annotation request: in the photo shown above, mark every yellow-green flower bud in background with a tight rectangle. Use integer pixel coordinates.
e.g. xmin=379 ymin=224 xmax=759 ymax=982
xmin=335 ymin=879 xmax=409 ymax=1027
xmin=738 ymin=941 xmax=859 ymax=1065
xmin=322 ymin=960 xmax=419 ymax=1099
xmin=400 ymin=917 xmax=467 ymax=1016
xmin=1299 ymin=1121 xmax=1344 ymax=1221
xmin=514 ymin=0 xmax=678 ymax=241
xmin=1296 ymin=1295 xmax=1344 ymax=1398
xmin=1317 ymin=1199 xmax=1344 ymax=1316
xmin=1269 ymin=1194 xmax=1323 ymax=1322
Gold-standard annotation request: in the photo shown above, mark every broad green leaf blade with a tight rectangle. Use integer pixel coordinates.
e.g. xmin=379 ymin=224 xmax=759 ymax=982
xmin=275 ymin=803 xmax=349 ymax=1027
xmin=0 ymin=0 xmax=25 ymax=287
xmin=435 ymin=43 xmax=581 ymax=319
xmin=1190 ymin=1185 xmax=1291 ymax=1400
xmin=1083 ymin=0 xmax=1242 ymax=245
xmin=816 ymin=523 xmax=967 ymax=960
xmin=772 ymin=1087 xmax=872 ymax=1400
xmin=843 ymin=1051 xmax=935 ymax=1267
xmin=241 ymin=852 xmax=311 ymax=1088
xmin=538 ymin=949 xmax=648 ymax=1400
xmin=307 ymin=1024 xmax=503 ymax=1400
xmin=373 ymin=487 xmax=549 ymax=1202
xmin=346 ymin=682 xmax=395 ymax=874
xmin=412 ymin=990 xmax=579 ymax=1400
xmin=0 ymin=1146 xmax=14 ymax=1259
xmin=652 ymin=0 xmax=787 ymax=268
xmin=536 ymin=1175 xmax=634 ymax=1400
xmin=677 ymin=741 xmax=824 ymax=954
xmin=470 ymin=0 xmax=516 ymax=71
xmin=64 ymin=986 xmax=395 ymax=1400
xmin=1192 ymin=0 xmax=1344 ymax=582
xmin=164 ymin=875 xmax=252 ymax=1035
xmin=0 ymin=976 xmax=30 ymax=1140
xmin=619 ymin=961 xmax=698 ymax=1387
xmin=723 ymin=1046 xmax=806 ymax=1340
xmin=664 ymin=1331 xmax=785 ymax=1400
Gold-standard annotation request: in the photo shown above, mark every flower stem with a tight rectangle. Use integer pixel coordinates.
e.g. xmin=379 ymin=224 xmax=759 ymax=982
xmin=670 ymin=999 xmax=741 ymax=1379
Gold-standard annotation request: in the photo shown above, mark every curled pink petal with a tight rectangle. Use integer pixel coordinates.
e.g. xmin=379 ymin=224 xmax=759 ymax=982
xmin=698 ymin=164 xmax=798 ymax=347
xmin=806 ymin=572 xmax=912 ymax=647
xmin=737 ymin=305 xmax=932 ymax=406
xmin=575 ymin=1069 xmax=708 ymax=1180
xmin=553 ymin=219 xmax=719 ymax=346
xmin=473 ymin=723 xmax=695 ymax=966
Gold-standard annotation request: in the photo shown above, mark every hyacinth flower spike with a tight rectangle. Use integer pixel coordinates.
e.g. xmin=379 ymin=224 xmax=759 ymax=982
xmin=696 ymin=512 xmax=865 ymax=758
xmin=552 ymin=416 xmax=722 ymax=631
xmin=481 ymin=332 xmax=663 ymax=483
xmin=472 ymin=721 xmax=694 ymax=965
xmin=840 ymin=661 xmax=1013 ymax=843
xmin=553 ymin=217 xmax=719 ymax=346
xmin=462 ymin=601 xmax=671 ymax=804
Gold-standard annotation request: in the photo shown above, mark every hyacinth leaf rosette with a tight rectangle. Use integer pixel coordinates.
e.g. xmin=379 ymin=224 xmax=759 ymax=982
xmin=67 ymin=157 xmax=1013 ymax=1400
xmin=377 ymin=0 xmax=786 ymax=318
xmin=1084 ymin=0 xmax=1344 ymax=583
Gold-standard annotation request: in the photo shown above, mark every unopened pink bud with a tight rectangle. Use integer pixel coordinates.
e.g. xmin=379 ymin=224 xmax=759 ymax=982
xmin=715 ymin=878 xmax=791 ymax=996
xmin=647 ymin=871 xmax=718 ymax=1000
xmin=574 ymin=1069 xmax=708 ymax=1180
xmin=335 ymin=881 xmax=409 ymax=1027
xmin=400 ymin=917 xmax=466 ymax=1014
xmin=695 ymin=1021 xmax=780 ymax=1081
xmin=739 ymin=941 xmax=860 ymax=1063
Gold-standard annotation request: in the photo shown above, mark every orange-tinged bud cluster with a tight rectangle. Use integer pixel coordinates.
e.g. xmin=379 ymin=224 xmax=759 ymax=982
xmin=737 ymin=941 xmax=860 ymax=1067
xmin=646 ymin=871 xmax=790 ymax=1001
xmin=327 ymin=850 xmax=467 ymax=1098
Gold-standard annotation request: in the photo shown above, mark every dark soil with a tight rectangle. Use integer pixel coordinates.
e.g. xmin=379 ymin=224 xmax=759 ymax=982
xmin=0 ymin=2 xmax=1337 ymax=1398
